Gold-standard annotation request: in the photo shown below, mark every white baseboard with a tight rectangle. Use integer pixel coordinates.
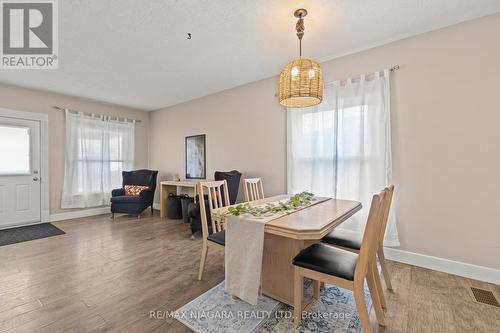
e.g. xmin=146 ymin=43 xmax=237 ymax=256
xmin=50 ymin=207 xmax=111 ymax=222
xmin=384 ymin=247 xmax=500 ymax=285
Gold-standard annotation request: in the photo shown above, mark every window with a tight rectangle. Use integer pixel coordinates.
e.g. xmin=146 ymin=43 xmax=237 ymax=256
xmin=74 ymin=127 xmax=130 ymax=193
xmin=0 ymin=125 xmax=30 ymax=175
xmin=289 ymin=106 xmax=365 ymax=198
xmin=287 ymin=71 xmax=399 ymax=246
xmin=61 ymin=112 xmax=135 ymax=208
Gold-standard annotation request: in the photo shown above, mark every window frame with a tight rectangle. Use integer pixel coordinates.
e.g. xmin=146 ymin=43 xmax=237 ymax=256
xmin=0 ymin=124 xmax=32 ymax=176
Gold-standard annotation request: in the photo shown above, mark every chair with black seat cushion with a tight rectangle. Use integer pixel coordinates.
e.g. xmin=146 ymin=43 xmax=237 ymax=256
xmin=110 ymin=169 xmax=158 ymax=218
xmin=322 ymin=185 xmax=395 ymax=293
xmin=243 ymin=177 xmax=265 ymax=202
xmin=197 ymin=180 xmax=230 ymax=280
xmin=214 ymin=170 xmax=242 ymax=205
xmin=188 ymin=170 xmax=241 ymax=236
xmin=292 ymin=190 xmax=387 ymax=332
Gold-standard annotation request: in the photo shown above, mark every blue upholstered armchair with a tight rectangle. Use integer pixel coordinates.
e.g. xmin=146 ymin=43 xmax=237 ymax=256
xmin=110 ymin=169 xmax=158 ymax=218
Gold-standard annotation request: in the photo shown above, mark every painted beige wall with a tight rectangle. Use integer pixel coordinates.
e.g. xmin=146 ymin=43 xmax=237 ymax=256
xmin=0 ymin=84 xmax=150 ymax=214
xmin=149 ymin=77 xmax=286 ymax=202
xmin=150 ymin=14 xmax=500 ymax=270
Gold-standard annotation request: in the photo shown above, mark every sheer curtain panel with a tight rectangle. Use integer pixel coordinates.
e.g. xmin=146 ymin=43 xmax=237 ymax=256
xmin=61 ymin=111 xmax=135 ymax=208
xmin=287 ymin=69 xmax=399 ymax=246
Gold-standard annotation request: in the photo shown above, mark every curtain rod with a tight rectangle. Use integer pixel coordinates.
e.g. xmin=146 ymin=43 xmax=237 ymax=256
xmin=390 ymin=65 xmax=400 ymax=72
xmin=325 ymin=65 xmax=400 ymax=87
xmin=52 ymin=106 xmax=142 ymax=123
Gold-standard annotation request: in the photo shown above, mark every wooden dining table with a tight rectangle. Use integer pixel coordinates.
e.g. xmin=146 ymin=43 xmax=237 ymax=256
xmin=213 ymin=194 xmax=362 ymax=306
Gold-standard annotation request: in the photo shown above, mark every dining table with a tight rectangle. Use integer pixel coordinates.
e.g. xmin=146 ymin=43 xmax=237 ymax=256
xmin=213 ymin=194 xmax=362 ymax=306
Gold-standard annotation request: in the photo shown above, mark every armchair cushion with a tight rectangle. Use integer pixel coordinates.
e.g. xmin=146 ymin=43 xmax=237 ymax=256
xmin=110 ymin=195 xmax=142 ymax=203
xmin=124 ymin=185 xmax=149 ymax=196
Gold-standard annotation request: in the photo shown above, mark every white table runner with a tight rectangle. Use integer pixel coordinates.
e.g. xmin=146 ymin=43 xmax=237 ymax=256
xmin=224 ymin=196 xmax=330 ymax=305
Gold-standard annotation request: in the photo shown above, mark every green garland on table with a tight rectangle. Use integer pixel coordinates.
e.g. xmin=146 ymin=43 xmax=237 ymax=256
xmin=226 ymin=192 xmax=315 ymax=218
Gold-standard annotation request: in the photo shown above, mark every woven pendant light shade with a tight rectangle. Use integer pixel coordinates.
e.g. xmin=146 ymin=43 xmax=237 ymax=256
xmin=279 ymin=59 xmax=323 ymax=108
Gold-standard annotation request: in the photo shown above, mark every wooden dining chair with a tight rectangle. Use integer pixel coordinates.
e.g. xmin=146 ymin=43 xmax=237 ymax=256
xmin=243 ymin=177 xmax=265 ymax=201
xmin=292 ymin=190 xmax=387 ymax=332
xmin=322 ymin=185 xmax=395 ymax=294
xmin=197 ymin=180 xmax=230 ymax=281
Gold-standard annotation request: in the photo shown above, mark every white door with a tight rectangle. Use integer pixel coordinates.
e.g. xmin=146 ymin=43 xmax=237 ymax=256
xmin=0 ymin=117 xmax=41 ymax=228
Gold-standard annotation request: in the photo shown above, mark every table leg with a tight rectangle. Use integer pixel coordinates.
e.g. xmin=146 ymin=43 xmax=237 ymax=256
xmin=261 ymin=233 xmax=317 ymax=306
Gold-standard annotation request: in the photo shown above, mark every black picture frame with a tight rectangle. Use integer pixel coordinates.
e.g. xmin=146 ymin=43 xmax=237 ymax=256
xmin=185 ymin=134 xmax=206 ymax=179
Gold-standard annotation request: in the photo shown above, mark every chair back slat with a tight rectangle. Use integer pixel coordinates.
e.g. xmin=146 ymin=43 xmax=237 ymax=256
xmin=216 ymin=188 xmax=223 ymax=210
xmin=210 ymin=187 xmax=219 ymax=231
xmin=198 ymin=180 xmax=230 ymax=239
xmin=354 ymin=190 xmax=386 ymax=282
xmin=198 ymin=184 xmax=209 ymax=239
xmin=208 ymin=187 xmax=215 ymax=210
xmin=243 ymin=178 xmax=265 ymax=202
xmin=379 ymin=185 xmax=395 ymax=246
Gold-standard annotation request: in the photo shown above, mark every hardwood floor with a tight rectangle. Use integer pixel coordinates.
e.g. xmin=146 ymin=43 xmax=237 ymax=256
xmin=0 ymin=211 xmax=499 ymax=332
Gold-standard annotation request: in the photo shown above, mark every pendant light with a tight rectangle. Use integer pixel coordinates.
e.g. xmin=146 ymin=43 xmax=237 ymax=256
xmin=279 ymin=9 xmax=323 ymax=108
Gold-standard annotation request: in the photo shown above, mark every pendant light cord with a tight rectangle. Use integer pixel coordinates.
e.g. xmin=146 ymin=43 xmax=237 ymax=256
xmin=296 ymin=16 xmax=305 ymax=58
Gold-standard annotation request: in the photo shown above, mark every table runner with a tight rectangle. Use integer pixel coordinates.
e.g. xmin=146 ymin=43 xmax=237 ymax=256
xmin=225 ymin=196 xmax=330 ymax=305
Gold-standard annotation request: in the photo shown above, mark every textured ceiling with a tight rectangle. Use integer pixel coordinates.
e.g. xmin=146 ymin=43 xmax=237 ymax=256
xmin=1 ymin=0 xmax=500 ymax=110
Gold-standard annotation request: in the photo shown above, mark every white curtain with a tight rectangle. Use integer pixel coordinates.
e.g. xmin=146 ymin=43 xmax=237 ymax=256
xmin=287 ymin=69 xmax=399 ymax=246
xmin=61 ymin=111 xmax=135 ymax=208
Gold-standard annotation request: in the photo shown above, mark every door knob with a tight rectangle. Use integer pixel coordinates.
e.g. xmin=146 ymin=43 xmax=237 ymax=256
xmin=33 ymin=177 xmax=39 ymax=181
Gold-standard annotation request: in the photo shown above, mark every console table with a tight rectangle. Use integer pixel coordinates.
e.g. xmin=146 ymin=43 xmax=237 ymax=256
xmin=159 ymin=180 xmax=201 ymax=218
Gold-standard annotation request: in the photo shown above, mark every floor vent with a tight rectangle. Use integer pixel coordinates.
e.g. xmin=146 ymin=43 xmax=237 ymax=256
xmin=470 ymin=287 xmax=500 ymax=308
